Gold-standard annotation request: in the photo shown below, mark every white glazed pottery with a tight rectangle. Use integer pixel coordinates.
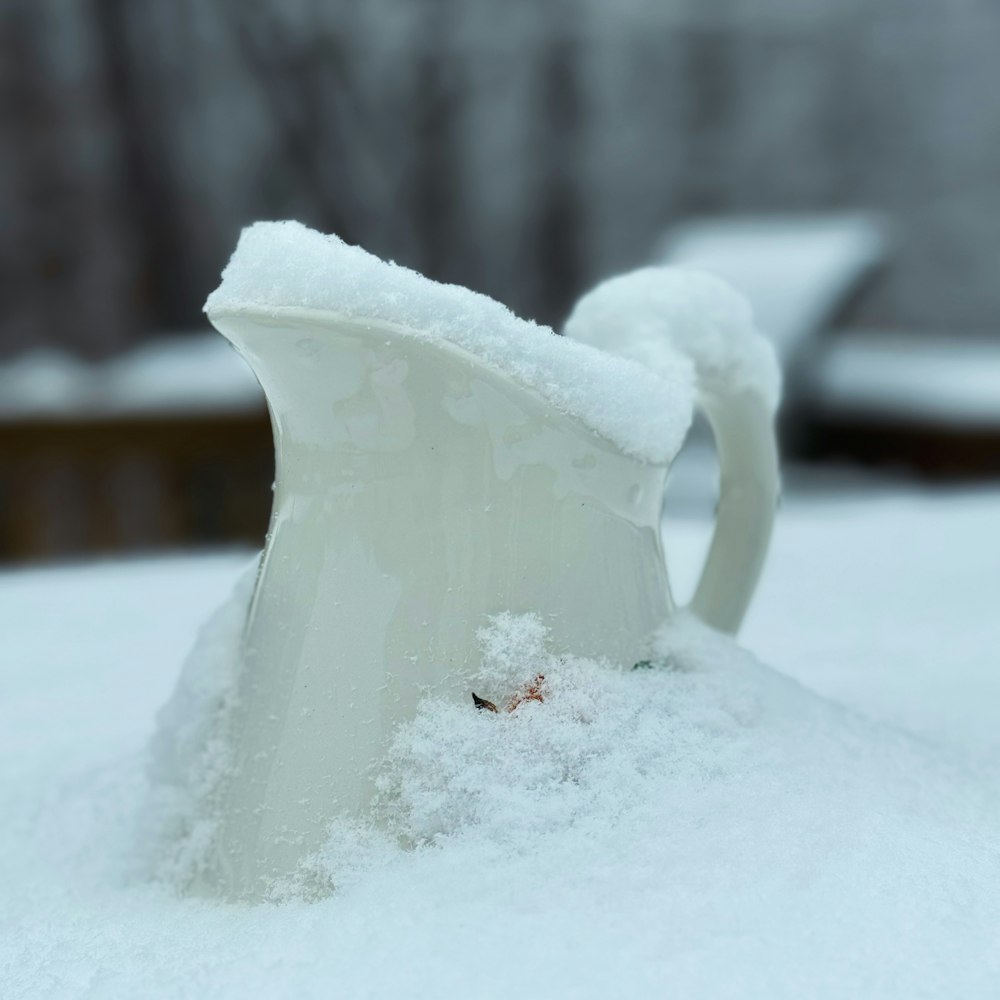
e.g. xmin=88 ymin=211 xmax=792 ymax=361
xmin=191 ymin=231 xmax=779 ymax=902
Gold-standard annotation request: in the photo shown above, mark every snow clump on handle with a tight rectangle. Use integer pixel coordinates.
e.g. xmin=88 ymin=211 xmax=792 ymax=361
xmin=564 ymin=267 xmax=781 ymax=411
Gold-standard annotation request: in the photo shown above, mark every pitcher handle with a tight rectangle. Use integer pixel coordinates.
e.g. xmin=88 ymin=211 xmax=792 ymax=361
xmin=686 ymin=383 xmax=779 ymax=634
xmin=563 ymin=267 xmax=781 ymax=635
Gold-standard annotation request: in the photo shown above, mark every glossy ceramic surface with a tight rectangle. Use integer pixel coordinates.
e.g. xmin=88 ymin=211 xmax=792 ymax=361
xmin=195 ymin=308 xmax=677 ymax=899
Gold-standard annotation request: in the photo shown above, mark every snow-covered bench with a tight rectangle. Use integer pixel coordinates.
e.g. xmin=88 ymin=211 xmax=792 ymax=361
xmin=657 ymin=212 xmax=890 ymax=372
xmin=658 ymin=213 xmax=1000 ymax=476
xmin=802 ymin=329 xmax=1000 ymax=476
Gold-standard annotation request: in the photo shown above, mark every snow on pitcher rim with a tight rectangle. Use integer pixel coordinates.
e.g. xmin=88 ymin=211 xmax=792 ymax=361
xmin=205 ymin=220 xmax=703 ymax=465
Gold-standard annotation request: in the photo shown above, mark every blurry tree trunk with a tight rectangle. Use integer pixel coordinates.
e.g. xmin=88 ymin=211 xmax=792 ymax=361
xmin=90 ymin=0 xmax=189 ymax=331
xmin=227 ymin=7 xmax=357 ymax=243
xmin=410 ymin=6 xmax=461 ymax=282
xmin=679 ymin=25 xmax=735 ymax=215
xmin=529 ymin=27 xmax=583 ymax=326
xmin=4 ymin=0 xmax=1000 ymax=359
xmin=0 ymin=0 xmax=139 ymax=358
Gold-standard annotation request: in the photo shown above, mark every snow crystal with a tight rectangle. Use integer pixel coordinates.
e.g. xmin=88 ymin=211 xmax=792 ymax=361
xmin=205 ymin=221 xmax=696 ymax=464
xmin=564 ymin=266 xmax=782 ymax=411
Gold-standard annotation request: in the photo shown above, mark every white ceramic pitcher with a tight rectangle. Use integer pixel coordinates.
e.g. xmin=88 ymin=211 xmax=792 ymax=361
xmin=192 ymin=223 xmax=779 ymax=901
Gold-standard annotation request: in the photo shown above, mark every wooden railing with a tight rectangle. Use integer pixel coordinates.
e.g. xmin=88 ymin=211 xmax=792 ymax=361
xmin=0 ymin=412 xmax=272 ymax=561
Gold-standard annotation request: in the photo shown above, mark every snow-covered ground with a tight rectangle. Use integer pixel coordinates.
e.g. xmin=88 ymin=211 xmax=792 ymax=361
xmin=2 ymin=486 xmax=999 ymax=999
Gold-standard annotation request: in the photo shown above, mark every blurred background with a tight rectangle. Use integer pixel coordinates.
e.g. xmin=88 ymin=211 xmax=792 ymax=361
xmin=2 ymin=0 xmax=1000 ymax=562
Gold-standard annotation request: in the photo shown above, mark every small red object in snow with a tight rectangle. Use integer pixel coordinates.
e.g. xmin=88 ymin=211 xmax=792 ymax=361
xmin=506 ymin=674 xmax=546 ymax=712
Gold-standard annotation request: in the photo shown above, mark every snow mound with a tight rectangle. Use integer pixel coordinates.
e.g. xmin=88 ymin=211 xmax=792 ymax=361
xmin=128 ymin=599 xmax=1000 ymax=997
xmin=564 ymin=266 xmax=781 ymax=410
xmin=7 ymin=571 xmax=1000 ymax=997
xmin=205 ymin=221 xmax=696 ymax=464
xmin=365 ymin=612 xmax=988 ymax=869
xmin=141 ymin=557 xmax=258 ymax=885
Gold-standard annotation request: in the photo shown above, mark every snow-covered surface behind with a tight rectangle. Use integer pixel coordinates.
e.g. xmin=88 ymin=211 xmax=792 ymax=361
xmin=2 ymin=488 xmax=999 ymax=998
xmin=812 ymin=329 xmax=1000 ymax=426
xmin=0 ymin=337 xmax=264 ymax=419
